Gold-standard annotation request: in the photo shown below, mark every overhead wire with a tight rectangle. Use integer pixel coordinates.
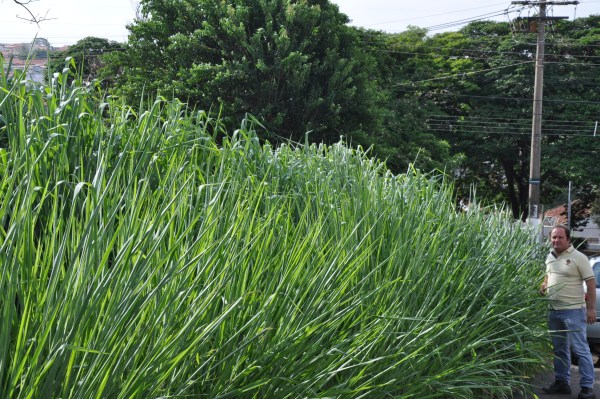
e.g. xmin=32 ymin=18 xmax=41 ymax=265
xmin=426 ymin=115 xmax=600 ymax=137
xmin=360 ymin=45 xmax=600 ymax=63
xmin=419 ymin=94 xmax=600 ymax=105
xmin=352 ymin=2 xmax=511 ymax=28
xmin=424 ymin=8 xmax=523 ymax=31
xmin=427 ymin=120 xmax=596 ymax=130
xmin=393 ymin=60 xmax=534 ymax=86
xmin=426 ymin=128 xmax=600 ymax=137
xmin=425 ymin=124 xmax=598 ymax=136
xmin=427 ymin=115 xmax=596 ymax=124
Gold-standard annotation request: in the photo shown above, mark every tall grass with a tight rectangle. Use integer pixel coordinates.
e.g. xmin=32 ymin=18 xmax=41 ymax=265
xmin=1 ymin=56 xmax=549 ymax=398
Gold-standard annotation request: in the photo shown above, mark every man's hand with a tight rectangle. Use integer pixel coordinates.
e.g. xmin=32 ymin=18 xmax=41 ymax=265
xmin=587 ymin=308 xmax=596 ymax=325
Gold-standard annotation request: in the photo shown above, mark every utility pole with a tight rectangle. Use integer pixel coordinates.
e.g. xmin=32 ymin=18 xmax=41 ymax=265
xmin=510 ymin=0 xmax=578 ymax=225
xmin=567 ymin=181 xmax=572 ymax=228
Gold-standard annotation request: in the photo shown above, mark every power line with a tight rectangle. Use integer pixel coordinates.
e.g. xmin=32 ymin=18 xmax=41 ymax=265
xmin=427 ymin=115 xmax=597 ymax=125
xmin=393 ymin=92 xmax=600 ymax=105
xmin=427 ymin=121 xmax=597 ymax=132
xmin=394 ymin=60 xmax=534 ymax=85
xmin=425 ymin=114 xmax=600 ymax=137
xmin=362 ymin=45 xmax=600 ymax=62
xmin=426 ymin=125 xmax=598 ymax=136
xmin=427 ymin=127 xmax=600 ymax=137
xmin=353 ymin=2 xmax=512 ymax=28
xmin=424 ymin=8 xmax=525 ymax=31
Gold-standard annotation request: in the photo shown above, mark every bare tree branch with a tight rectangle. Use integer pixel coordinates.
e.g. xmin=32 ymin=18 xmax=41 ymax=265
xmin=12 ymin=0 xmax=54 ymax=26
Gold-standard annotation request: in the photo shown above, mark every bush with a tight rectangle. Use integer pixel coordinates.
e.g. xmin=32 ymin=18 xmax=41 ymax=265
xmin=0 ymin=58 xmax=549 ymax=398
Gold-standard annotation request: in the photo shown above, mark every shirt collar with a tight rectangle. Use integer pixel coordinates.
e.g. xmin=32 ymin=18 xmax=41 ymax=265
xmin=565 ymin=245 xmax=575 ymax=254
xmin=550 ymin=245 xmax=575 ymax=259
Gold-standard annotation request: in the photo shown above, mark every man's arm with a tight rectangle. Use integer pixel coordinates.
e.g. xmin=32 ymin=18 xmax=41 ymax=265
xmin=585 ymin=278 xmax=596 ymax=325
xmin=540 ymin=275 xmax=548 ymax=295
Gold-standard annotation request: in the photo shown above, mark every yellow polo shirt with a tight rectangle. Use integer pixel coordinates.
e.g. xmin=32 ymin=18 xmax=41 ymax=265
xmin=545 ymin=245 xmax=594 ymax=310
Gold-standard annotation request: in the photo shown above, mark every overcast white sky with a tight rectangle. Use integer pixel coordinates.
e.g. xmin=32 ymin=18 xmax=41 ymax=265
xmin=1 ymin=0 xmax=598 ymax=46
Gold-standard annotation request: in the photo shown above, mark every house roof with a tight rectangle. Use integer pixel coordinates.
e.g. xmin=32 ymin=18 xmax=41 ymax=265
xmin=6 ymin=57 xmax=47 ymax=67
xmin=544 ymin=200 xmax=591 ymax=225
xmin=545 ymin=204 xmax=568 ymax=225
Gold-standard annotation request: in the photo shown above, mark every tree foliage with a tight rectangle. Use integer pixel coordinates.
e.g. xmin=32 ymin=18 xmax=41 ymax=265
xmin=356 ymin=27 xmax=458 ymax=174
xmin=383 ymin=18 xmax=600 ymax=221
xmin=107 ymin=0 xmax=381 ymax=146
xmin=46 ymin=37 xmax=122 ymax=85
xmin=591 ymin=187 xmax=600 ymax=225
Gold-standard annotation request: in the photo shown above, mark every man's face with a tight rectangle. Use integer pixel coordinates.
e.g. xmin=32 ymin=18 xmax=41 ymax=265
xmin=551 ymin=228 xmax=570 ymax=254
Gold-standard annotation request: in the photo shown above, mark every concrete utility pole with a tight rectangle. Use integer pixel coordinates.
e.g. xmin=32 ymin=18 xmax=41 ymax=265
xmin=510 ymin=0 xmax=578 ymax=224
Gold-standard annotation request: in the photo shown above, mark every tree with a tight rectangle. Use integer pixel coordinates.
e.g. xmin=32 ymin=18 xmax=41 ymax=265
xmin=378 ymin=22 xmax=530 ymax=217
xmin=356 ymin=27 xmax=458 ymax=174
xmin=441 ymin=22 xmax=535 ymax=220
xmin=388 ymin=18 xmax=600 ymax=221
xmin=46 ymin=37 xmax=123 ymax=85
xmin=105 ymin=0 xmax=383 ymax=147
xmin=591 ymin=187 xmax=600 ymax=225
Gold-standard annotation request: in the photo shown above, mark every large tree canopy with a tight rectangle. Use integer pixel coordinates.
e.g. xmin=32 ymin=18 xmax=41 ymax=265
xmin=106 ymin=0 xmax=383 ymax=146
xmin=46 ymin=37 xmax=122 ymax=86
xmin=384 ymin=18 xmax=600 ymax=220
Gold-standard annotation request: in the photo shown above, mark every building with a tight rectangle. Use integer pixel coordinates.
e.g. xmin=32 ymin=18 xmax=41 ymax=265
xmin=1 ymin=41 xmax=59 ymax=84
xmin=2 ymin=55 xmax=47 ymax=83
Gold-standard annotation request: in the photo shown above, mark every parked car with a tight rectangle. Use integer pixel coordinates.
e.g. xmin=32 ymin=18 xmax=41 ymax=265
xmin=572 ymin=256 xmax=600 ymax=366
xmin=587 ymin=256 xmax=600 ymax=353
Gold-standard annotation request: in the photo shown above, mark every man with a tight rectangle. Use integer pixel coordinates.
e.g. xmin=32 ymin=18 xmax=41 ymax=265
xmin=540 ymin=225 xmax=596 ymax=399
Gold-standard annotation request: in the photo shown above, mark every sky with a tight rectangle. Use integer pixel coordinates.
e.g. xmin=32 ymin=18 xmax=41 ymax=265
xmin=0 ymin=0 xmax=598 ymax=46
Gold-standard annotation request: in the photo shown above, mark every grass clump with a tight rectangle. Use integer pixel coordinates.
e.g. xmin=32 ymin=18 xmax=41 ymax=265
xmin=0 ymin=56 xmax=548 ymax=398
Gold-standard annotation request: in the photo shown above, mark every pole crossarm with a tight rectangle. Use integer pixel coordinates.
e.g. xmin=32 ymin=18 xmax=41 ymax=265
xmin=514 ymin=16 xmax=570 ymax=20
xmin=511 ymin=1 xmax=579 ymax=5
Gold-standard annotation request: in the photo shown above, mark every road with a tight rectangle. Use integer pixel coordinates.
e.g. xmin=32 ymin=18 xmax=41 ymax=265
xmin=513 ymin=355 xmax=600 ymax=398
